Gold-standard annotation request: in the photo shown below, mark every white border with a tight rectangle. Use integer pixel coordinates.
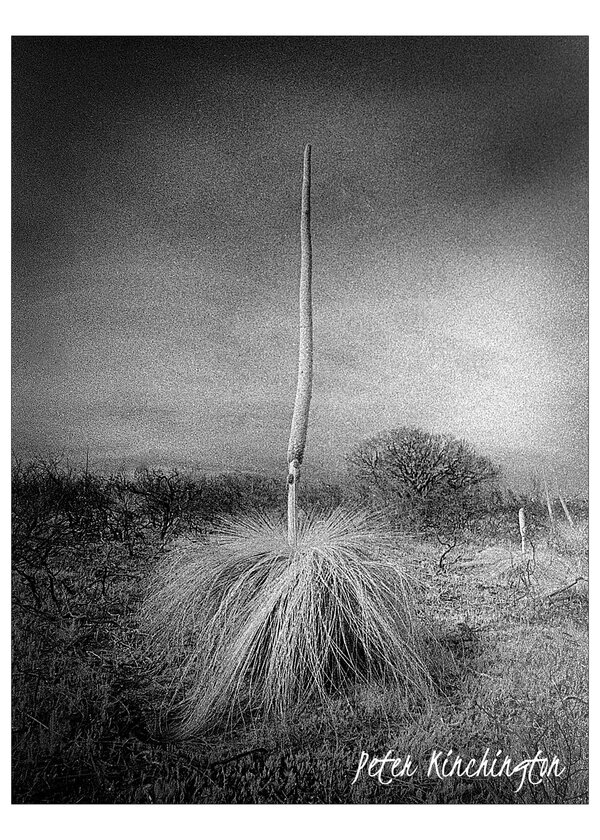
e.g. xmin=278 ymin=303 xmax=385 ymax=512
xmin=4 ymin=3 xmax=595 ymax=838
xmin=3 ymin=1 xmax=596 ymax=36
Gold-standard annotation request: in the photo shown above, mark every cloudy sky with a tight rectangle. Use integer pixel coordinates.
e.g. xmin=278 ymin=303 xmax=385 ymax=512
xmin=12 ymin=36 xmax=588 ymax=491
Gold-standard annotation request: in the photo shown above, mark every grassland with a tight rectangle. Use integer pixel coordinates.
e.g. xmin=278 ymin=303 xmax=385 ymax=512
xmin=11 ymin=462 xmax=588 ymax=804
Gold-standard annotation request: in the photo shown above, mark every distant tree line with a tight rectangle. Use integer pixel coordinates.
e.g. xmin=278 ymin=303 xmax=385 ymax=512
xmin=12 ymin=428 xmax=585 ymax=557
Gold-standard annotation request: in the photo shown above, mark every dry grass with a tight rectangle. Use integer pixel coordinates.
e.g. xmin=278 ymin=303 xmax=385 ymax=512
xmin=140 ymin=507 xmax=438 ymax=737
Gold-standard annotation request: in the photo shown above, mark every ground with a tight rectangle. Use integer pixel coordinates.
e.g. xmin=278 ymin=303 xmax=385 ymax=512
xmin=12 ymin=501 xmax=588 ymax=804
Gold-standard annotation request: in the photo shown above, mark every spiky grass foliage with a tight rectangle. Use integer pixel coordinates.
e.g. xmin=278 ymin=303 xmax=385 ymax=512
xmin=140 ymin=507 xmax=437 ymax=737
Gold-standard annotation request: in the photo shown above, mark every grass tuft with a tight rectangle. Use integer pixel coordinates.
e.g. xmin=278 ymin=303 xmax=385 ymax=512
xmin=140 ymin=507 xmax=436 ymax=737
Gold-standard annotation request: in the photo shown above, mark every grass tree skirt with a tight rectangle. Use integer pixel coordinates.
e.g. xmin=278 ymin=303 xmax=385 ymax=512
xmin=141 ymin=508 xmax=438 ymax=736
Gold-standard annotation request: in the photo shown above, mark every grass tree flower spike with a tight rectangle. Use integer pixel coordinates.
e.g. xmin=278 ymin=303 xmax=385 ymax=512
xmin=287 ymin=144 xmax=313 ymax=546
xmin=518 ymin=507 xmax=527 ymax=556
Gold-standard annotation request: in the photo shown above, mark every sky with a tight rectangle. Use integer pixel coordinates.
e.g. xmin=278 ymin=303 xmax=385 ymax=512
xmin=12 ymin=36 xmax=588 ymax=492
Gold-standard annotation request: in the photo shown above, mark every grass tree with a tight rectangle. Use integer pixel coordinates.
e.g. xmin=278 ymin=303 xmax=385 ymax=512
xmin=141 ymin=146 xmax=437 ymax=737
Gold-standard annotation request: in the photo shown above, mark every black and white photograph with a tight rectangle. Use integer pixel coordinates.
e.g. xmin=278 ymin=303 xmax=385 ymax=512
xmin=11 ymin=27 xmax=589 ymax=810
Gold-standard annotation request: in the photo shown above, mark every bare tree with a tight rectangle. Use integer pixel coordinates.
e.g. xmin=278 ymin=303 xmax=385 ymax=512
xmin=346 ymin=426 xmax=500 ymax=528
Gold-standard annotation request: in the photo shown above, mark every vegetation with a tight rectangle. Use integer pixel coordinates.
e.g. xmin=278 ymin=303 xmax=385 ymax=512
xmin=12 ymin=459 xmax=588 ymax=804
xmin=141 ymin=508 xmax=437 ymax=737
xmin=11 ymin=148 xmax=587 ymax=805
xmin=346 ymin=426 xmax=500 ymax=532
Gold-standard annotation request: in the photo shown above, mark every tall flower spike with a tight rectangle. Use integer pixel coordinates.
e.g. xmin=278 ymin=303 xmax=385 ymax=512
xmin=287 ymin=144 xmax=313 ymax=546
xmin=518 ymin=507 xmax=527 ymax=556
